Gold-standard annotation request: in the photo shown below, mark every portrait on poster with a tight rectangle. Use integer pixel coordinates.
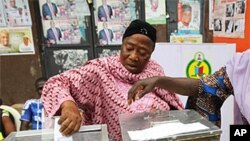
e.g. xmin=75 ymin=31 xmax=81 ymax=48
xmin=39 ymin=0 xmax=90 ymax=20
xmin=97 ymin=21 xmax=129 ymax=45
xmin=225 ymin=3 xmax=235 ymax=17
xmin=2 ymin=0 xmax=32 ymax=26
xmin=145 ymin=0 xmax=166 ymax=24
xmin=0 ymin=27 xmax=35 ymax=56
xmin=235 ymin=0 xmax=245 ymax=14
xmin=95 ymin=0 xmax=137 ymax=22
xmin=177 ymin=0 xmax=201 ymax=34
xmin=42 ymin=19 xmax=86 ymax=45
xmin=213 ymin=18 xmax=222 ymax=31
xmin=45 ymin=48 xmax=89 ymax=77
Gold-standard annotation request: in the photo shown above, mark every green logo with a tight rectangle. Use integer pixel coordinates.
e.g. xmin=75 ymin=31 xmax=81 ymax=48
xmin=186 ymin=52 xmax=211 ymax=79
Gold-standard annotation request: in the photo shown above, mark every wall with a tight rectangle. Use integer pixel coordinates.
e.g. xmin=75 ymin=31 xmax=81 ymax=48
xmin=0 ymin=1 xmax=43 ymax=105
xmin=213 ymin=0 xmax=250 ymax=52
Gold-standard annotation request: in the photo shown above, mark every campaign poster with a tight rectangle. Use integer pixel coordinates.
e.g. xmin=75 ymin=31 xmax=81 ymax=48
xmin=39 ymin=0 xmax=90 ymax=20
xmin=42 ymin=19 xmax=85 ymax=45
xmin=0 ymin=27 xmax=35 ymax=56
xmin=2 ymin=0 xmax=32 ymax=26
xmin=145 ymin=0 xmax=166 ymax=24
xmin=177 ymin=0 xmax=201 ymax=34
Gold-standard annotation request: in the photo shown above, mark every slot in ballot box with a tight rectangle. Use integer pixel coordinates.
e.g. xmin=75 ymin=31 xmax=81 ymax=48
xmin=5 ymin=124 xmax=109 ymax=141
xmin=119 ymin=110 xmax=221 ymax=141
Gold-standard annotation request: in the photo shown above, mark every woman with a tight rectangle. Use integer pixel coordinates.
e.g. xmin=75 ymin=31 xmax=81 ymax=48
xmin=42 ymin=20 xmax=183 ymax=141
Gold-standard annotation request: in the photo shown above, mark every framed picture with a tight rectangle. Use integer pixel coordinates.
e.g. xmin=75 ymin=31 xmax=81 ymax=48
xmin=95 ymin=46 xmax=120 ymax=58
xmin=44 ymin=47 xmax=93 ymax=78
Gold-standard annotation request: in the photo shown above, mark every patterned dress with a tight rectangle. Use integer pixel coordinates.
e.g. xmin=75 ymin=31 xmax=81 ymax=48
xmin=42 ymin=55 xmax=184 ymax=141
xmin=186 ymin=67 xmax=234 ymax=126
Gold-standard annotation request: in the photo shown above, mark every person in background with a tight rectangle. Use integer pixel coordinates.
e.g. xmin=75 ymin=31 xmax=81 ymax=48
xmin=99 ymin=21 xmax=114 ymax=45
xmin=0 ymin=30 xmax=11 ymax=53
xmin=46 ymin=20 xmax=62 ymax=44
xmin=0 ymin=99 xmax=16 ymax=140
xmin=42 ymin=19 xmax=183 ymax=141
xmin=97 ymin=0 xmax=113 ymax=21
xmin=42 ymin=0 xmax=58 ymax=20
xmin=20 ymin=77 xmax=47 ymax=131
xmin=128 ymin=49 xmax=250 ymax=126
xmin=19 ymin=35 xmax=34 ymax=53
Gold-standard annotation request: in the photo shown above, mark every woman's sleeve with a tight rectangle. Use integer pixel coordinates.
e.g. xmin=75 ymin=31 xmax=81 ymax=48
xmin=41 ymin=64 xmax=100 ymax=117
xmin=186 ymin=67 xmax=234 ymax=126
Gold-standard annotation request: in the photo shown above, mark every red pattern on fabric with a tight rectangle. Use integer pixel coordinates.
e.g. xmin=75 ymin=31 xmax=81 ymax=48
xmin=42 ymin=56 xmax=184 ymax=141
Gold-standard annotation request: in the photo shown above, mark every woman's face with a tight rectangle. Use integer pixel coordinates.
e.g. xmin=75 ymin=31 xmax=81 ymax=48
xmin=120 ymin=34 xmax=154 ymax=74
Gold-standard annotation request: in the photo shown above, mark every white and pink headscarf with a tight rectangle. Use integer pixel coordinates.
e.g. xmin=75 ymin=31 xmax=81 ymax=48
xmin=226 ymin=49 xmax=250 ymax=124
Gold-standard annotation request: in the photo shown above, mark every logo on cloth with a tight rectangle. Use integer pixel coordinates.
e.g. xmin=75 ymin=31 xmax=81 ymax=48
xmin=140 ymin=28 xmax=148 ymax=35
xmin=186 ymin=52 xmax=211 ymax=79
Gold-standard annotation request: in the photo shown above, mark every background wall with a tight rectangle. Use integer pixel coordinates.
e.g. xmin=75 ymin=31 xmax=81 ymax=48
xmin=0 ymin=1 xmax=43 ymax=105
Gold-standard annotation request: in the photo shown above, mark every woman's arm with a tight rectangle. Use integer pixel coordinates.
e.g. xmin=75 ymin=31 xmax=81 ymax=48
xmin=128 ymin=76 xmax=199 ymax=104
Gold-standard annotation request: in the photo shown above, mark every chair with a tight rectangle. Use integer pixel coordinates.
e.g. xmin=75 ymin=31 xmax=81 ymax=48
xmin=0 ymin=105 xmax=21 ymax=131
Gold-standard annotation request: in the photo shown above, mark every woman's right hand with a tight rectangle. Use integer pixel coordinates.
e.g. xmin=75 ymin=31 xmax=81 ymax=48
xmin=58 ymin=100 xmax=82 ymax=136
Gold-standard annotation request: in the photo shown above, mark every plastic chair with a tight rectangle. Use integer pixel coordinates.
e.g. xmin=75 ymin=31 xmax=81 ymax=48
xmin=0 ymin=105 xmax=21 ymax=131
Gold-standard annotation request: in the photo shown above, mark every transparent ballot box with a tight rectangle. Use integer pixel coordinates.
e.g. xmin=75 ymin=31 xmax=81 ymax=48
xmin=5 ymin=124 xmax=109 ymax=141
xmin=119 ymin=110 xmax=222 ymax=141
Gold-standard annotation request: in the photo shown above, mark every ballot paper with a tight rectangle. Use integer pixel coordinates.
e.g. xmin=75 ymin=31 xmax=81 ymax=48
xmin=54 ymin=117 xmax=73 ymax=141
xmin=128 ymin=121 xmax=209 ymax=140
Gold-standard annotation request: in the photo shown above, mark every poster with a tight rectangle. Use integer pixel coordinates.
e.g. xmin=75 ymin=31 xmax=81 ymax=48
xmin=213 ymin=0 xmax=246 ymax=38
xmin=95 ymin=0 xmax=137 ymax=46
xmin=2 ymin=0 xmax=32 ymax=26
xmin=0 ymin=27 xmax=35 ymax=56
xmin=177 ymin=0 xmax=201 ymax=34
xmin=42 ymin=18 xmax=87 ymax=45
xmin=145 ymin=0 xmax=166 ymax=24
xmin=97 ymin=21 xmax=129 ymax=45
xmin=39 ymin=0 xmax=90 ymax=20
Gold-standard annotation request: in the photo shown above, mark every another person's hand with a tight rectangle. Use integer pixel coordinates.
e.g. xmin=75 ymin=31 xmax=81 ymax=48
xmin=128 ymin=76 xmax=160 ymax=105
xmin=58 ymin=101 xmax=82 ymax=136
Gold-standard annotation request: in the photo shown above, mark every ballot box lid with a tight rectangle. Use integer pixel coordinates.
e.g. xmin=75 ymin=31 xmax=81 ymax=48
xmin=119 ymin=109 xmax=222 ymax=141
xmin=5 ymin=124 xmax=109 ymax=141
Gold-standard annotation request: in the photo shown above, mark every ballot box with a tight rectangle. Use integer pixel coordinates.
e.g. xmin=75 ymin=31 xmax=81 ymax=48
xmin=119 ymin=110 xmax=221 ymax=141
xmin=5 ymin=124 xmax=109 ymax=141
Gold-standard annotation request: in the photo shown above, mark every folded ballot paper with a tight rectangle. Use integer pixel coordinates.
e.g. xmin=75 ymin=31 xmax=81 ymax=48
xmin=128 ymin=120 xmax=209 ymax=140
xmin=54 ymin=117 xmax=73 ymax=141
